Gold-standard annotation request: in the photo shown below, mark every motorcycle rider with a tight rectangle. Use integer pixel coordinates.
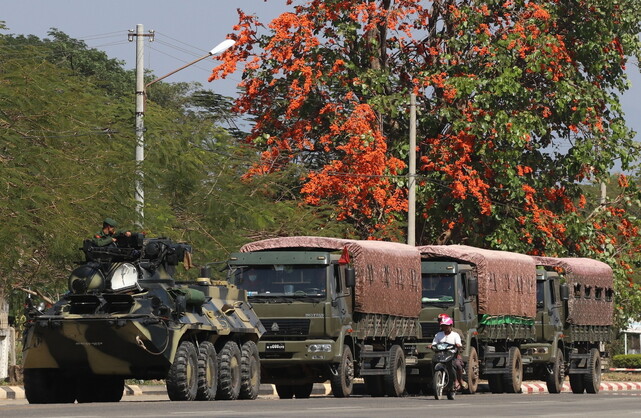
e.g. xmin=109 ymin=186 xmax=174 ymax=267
xmin=431 ymin=314 xmax=466 ymax=391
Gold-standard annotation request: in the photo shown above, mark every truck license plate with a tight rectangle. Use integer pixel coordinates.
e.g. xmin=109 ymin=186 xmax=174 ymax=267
xmin=266 ymin=343 xmax=285 ymax=351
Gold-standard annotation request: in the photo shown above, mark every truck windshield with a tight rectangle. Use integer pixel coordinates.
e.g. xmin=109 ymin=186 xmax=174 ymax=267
xmin=422 ymin=274 xmax=455 ymax=306
xmin=233 ymin=265 xmax=327 ymax=298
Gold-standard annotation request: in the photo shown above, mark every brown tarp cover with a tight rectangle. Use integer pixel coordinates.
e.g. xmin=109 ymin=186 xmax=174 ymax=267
xmin=534 ymin=257 xmax=614 ymax=326
xmin=240 ymin=237 xmax=422 ymax=318
xmin=418 ymin=245 xmax=537 ymax=318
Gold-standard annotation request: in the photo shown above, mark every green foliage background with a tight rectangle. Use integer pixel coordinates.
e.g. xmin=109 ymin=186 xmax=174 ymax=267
xmin=0 ymin=26 xmax=348 ymax=317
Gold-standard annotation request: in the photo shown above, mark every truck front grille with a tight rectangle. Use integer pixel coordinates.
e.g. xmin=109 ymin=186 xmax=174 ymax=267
xmin=261 ymin=319 xmax=310 ymax=337
xmin=421 ymin=322 xmax=440 ymax=340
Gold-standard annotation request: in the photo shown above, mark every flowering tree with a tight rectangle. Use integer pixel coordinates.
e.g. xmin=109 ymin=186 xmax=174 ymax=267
xmin=210 ymin=1 xmax=641 ymax=321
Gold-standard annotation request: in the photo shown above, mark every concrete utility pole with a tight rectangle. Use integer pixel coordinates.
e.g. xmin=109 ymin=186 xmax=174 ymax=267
xmin=129 ymin=24 xmax=154 ymax=228
xmin=408 ymin=93 xmax=417 ymax=246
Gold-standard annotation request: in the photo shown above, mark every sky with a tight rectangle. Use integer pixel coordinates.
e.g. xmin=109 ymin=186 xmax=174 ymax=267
xmin=2 ymin=0 xmax=640 ymax=165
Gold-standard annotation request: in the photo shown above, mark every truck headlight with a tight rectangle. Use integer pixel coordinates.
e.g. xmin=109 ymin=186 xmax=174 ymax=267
xmin=308 ymin=344 xmax=332 ymax=353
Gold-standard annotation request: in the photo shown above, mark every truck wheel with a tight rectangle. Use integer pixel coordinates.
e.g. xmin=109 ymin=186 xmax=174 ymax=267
xmin=364 ymin=375 xmax=385 ymax=397
xmin=330 ymin=344 xmax=354 ymax=397
xmin=464 ymin=347 xmax=479 ymax=394
xmin=275 ymin=384 xmax=294 ymax=399
xmin=294 ymin=383 xmax=314 ymax=398
xmin=503 ymin=346 xmax=523 ymax=393
xmin=167 ymin=340 xmax=198 ymax=401
xmin=196 ymin=341 xmax=218 ymax=401
xmin=488 ymin=374 xmax=504 ymax=393
xmin=240 ymin=340 xmax=261 ymax=400
xmin=569 ymin=374 xmax=585 ymax=393
xmin=546 ymin=350 xmax=565 ymax=394
xmin=384 ymin=345 xmax=406 ymax=397
xmin=583 ymin=348 xmax=601 ymax=394
xmin=216 ymin=341 xmax=242 ymax=400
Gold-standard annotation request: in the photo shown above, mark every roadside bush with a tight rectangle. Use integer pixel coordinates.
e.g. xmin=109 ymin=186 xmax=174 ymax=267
xmin=612 ymin=354 xmax=641 ymax=369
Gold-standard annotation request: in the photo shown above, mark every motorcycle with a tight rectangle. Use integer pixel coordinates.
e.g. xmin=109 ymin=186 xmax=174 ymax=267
xmin=432 ymin=342 xmax=458 ymax=400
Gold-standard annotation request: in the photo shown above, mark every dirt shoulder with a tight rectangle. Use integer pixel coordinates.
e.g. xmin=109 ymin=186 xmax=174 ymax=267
xmin=602 ymin=372 xmax=641 ymax=382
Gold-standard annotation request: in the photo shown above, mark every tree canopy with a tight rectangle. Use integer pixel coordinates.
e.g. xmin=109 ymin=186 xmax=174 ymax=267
xmin=210 ymin=0 xmax=641 ymax=327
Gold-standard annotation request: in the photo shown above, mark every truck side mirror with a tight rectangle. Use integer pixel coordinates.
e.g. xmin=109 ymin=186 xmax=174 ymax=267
xmin=560 ymin=283 xmax=569 ymax=301
xmin=345 ymin=267 xmax=356 ymax=288
xmin=467 ymin=277 xmax=478 ymax=297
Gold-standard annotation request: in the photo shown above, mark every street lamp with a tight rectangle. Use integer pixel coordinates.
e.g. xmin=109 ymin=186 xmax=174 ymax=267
xmin=134 ymin=37 xmax=236 ymax=227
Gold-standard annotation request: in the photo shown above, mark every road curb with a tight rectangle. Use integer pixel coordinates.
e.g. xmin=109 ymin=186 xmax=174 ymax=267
xmin=512 ymin=381 xmax=641 ymax=394
xmin=3 ymin=380 xmax=641 ymax=400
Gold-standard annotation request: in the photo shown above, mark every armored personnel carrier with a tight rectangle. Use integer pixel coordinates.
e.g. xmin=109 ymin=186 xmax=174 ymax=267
xmin=22 ymin=234 xmax=265 ymax=403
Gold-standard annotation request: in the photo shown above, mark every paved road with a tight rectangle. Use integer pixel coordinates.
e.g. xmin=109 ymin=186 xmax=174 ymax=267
xmin=2 ymin=391 xmax=641 ymax=417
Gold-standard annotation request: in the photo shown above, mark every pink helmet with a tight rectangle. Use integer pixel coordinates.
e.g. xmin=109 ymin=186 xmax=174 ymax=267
xmin=440 ymin=316 xmax=453 ymax=326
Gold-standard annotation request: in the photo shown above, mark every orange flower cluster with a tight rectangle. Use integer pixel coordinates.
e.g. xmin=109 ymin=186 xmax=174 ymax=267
xmin=301 ymin=104 xmax=407 ymax=226
xmin=421 ymin=131 xmax=492 ymax=215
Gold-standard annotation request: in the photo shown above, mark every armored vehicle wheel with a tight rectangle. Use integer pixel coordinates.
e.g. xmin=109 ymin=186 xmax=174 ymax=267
xmin=503 ymin=347 xmax=523 ymax=393
xmin=216 ymin=341 xmax=241 ymax=400
xmin=239 ymin=340 xmax=260 ymax=400
xmin=294 ymin=383 xmax=314 ymax=398
xmin=97 ymin=377 xmax=124 ymax=402
xmin=583 ymin=348 xmax=601 ymax=394
xmin=275 ymin=384 xmax=294 ymax=399
xmin=464 ymin=347 xmax=479 ymax=394
xmin=167 ymin=340 xmax=198 ymax=401
xmin=24 ymin=368 xmax=75 ymax=404
xmin=364 ymin=375 xmax=385 ymax=397
xmin=330 ymin=344 xmax=354 ymax=398
xmin=488 ymin=374 xmax=504 ymax=393
xmin=76 ymin=376 xmax=124 ymax=403
xmin=546 ymin=350 xmax=565 ymax=394
xmin=196 ymin=341 xmax=218 ymax=401
xmin=384 ymin=345 xmax=406 ymax=397
xmin=569 ymin=374 xmax=585 ymax=393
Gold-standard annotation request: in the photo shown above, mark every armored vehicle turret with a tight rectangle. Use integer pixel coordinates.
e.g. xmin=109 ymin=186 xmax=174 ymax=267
xmin=22 ymin=234 xmax=265 ymax=403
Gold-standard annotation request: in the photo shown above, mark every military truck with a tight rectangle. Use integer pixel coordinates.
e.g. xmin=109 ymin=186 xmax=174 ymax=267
xmin=521 ymin=257 xmax=613 ymax=393
xmin=413 ymin=245 xmax=538 ymax=394
xmin=22 ymin=234 xmax=265 ymax=403
xmin=227 ymin=236 xmax=422 ymax=398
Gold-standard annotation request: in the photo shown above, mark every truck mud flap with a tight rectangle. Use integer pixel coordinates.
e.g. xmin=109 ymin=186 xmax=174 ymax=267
xmin=482 ymin=351 xmax=509 ymax=374
xmin=567 ymin=352 xmax=591 ymax=374
xmin=359 ymin=350 xmax=390 ymax=376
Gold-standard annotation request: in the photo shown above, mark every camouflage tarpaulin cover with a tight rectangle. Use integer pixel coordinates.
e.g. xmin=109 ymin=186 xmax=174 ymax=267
xmin=534 ymin=257 xmax=614 ymax=326
xmin=240 ymin=237 xmax=422 ymax=318
xmin=418 ymin=245 xmax=537 ymax=318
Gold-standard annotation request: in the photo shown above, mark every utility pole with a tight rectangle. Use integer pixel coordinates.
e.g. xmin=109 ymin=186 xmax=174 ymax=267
xmin=128 ymin=24 xmax=154 ymax=228
xmin=408 ymin=93 xmax=417 ymax=246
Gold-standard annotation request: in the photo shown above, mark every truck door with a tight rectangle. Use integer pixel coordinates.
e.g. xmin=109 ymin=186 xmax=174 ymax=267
xmin=547 ymin=278 xmax=561 ymax=330
xmin=333 ymin=264 xmax=352 ymax=324
xmin=536 ymin=277 xmax=546 ymax=341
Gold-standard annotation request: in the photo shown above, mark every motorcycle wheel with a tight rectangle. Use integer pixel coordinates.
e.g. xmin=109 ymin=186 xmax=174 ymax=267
xmin=433 ymin=370 xmax=445 ymax=400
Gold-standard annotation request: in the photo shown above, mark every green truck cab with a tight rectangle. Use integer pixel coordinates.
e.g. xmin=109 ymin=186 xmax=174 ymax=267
xmin=227 ymin=237 xmax=422 ymax=398
xmin=407 ymin=260 xmax=481 ymax=394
